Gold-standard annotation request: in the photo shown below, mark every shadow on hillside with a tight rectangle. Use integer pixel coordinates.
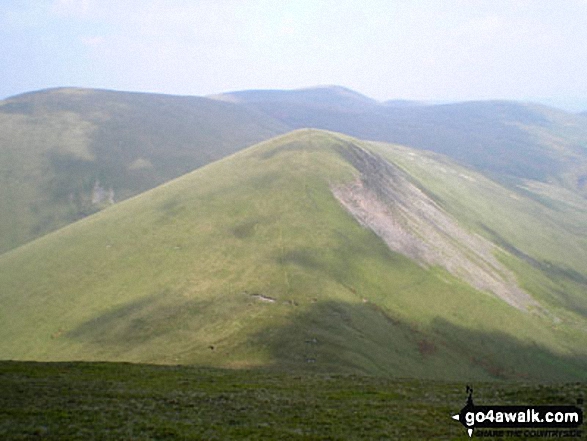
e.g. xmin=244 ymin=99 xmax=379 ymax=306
xmin=65 ymin=290 xmax=212 ymax=348
xmin=480 ymin=224 xmax=587 ymax=316
xmin=251 ymin=299 xmax=587 ymax=382
xmin=65 ymin=292 xmax=587 ymax=382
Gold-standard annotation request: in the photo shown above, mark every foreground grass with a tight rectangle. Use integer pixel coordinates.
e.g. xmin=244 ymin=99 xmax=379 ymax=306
xmin=0 ymin=361 xmax=584 ymax=440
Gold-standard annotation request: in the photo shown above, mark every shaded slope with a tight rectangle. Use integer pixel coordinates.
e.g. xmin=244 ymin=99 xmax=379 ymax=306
xmin=370 ymin=141 xmax=587 ymax=321
xmin=1 ymin=130 xmax=586 ymax=380
xmin=0 ymin=87 xmax=289 ymax=253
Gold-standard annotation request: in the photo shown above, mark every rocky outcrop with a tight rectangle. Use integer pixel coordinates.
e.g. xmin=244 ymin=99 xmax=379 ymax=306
xmin=332 ymin=144 xmax=538 ymax=311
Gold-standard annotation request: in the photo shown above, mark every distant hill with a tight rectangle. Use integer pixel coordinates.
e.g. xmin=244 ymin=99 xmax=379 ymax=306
xmin=214 ymin=89 xmax=587 ymax=194
xmin=382 ymin=99 xmax=425 ymax=107
xmin=209 ymin=85 xmax=379 ymax=113
xmin=1 ymin=130 xmax=586 ymax=381
xmin=0 ymin=88 xmax=289 ymax=253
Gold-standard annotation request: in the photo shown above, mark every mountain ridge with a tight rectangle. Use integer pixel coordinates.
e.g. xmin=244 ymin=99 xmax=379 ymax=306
xmin=234 ymin=94 xmax=587 ymax=190
xmin=3 ymin=85 xmax=587 ymax=254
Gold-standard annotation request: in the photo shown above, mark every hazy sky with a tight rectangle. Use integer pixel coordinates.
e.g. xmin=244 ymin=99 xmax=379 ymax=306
xmin=2 ymin=0 xmax=587 ymax=109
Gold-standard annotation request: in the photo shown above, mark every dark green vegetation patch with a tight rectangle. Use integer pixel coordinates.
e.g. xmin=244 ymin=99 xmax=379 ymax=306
xmin=1 ymin=361 xmax=584 ymax=440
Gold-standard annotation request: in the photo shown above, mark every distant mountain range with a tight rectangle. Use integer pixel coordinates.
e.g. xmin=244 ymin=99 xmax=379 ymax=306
xmin=212 ymin=86 xmax=587 ymax=189
xmin=2 ymin=86 xmax=587 ymax=255
xmin=1 ymin=86 xmax=586 ymax=380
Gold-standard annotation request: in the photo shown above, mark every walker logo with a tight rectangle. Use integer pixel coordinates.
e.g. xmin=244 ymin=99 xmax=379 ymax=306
xmin=451 ymin=386 xmax=583 ymax=438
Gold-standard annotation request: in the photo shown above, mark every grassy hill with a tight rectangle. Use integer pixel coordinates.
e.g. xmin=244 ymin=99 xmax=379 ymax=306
xmin=1 ymin=129 xmax=586 ymax=381
xmin=0 ymin=87 xmax=288 ymax=254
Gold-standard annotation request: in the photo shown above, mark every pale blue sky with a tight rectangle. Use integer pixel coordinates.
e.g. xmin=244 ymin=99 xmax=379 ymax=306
xmin=2 ymin=0 xmax=587 ymax=109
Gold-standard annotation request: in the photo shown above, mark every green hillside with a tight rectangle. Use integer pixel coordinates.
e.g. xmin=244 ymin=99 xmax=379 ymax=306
xmin=1 ymin=130 xmax=586 ymax=381
xmin=0 ymin=87 xmax=288 ymax=254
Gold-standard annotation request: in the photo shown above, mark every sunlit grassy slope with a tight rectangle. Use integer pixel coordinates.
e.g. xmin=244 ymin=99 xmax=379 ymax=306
xmin=1 ymin=130 xmax=586 ymax=381
xmin=0 ymin=87 xmax=288 ymax=253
